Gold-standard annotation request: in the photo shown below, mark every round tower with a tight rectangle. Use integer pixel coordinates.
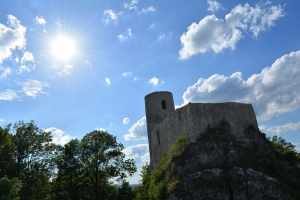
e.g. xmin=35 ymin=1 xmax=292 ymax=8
xmin=144 ymin=91 xmax=175 ymax=139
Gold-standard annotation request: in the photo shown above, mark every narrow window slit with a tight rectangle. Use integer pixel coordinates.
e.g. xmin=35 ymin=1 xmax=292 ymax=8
xmin=157 ymin=131 xmax=160 ymax=145
xmin=161 ymin=100 xmax=167 ymax=109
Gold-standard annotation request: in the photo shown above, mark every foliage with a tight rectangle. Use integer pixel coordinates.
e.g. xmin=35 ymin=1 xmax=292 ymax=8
xmin=269 ymin=135 xmax=300 ymax=163
xmin=134 ymin=136 xmax=193 ymax=200
xmin=0 ymin=121 xmax=137 ymax=200
xmin=117 ymin=181 xmax=134 ymax=200
xmin=0 ymin=176 xmax=22 ymax=200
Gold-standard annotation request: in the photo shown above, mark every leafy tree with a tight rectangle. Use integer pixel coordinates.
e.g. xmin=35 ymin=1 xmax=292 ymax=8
xmin=0 ymin=125 xmax=15 ymax=178
xmin=11 ymin=121 xmax=56 ymax=200
xmin=270 ymin=135 xmax=300 ymax=164
xmin=80 ymin=130 xmax=136 ymax=200
xmin=51 ymin=139 xmax=86 ymax=200
xmin=133 ymin=164 xmax=150 ymax=200
xmin=0 ymin=176 xmax=22 ymax=200
xmin=117 ymin=181 xmax=134 ymax=200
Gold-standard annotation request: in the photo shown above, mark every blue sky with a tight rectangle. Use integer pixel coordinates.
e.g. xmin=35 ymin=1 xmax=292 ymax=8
xmin=1 ymin=0 xmax=300 ymax=183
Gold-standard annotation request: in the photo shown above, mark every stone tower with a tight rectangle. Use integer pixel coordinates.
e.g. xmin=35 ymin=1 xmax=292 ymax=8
xmin=144 ymin=91 xmax=175 ymax=160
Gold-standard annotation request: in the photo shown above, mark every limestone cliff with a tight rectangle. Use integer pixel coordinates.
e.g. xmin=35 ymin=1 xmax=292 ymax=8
xmin=144 ymin=121 xmax=300 ymax=200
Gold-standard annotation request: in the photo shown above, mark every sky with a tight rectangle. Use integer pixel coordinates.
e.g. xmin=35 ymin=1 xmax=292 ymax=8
xmin=1 ymin=0 xmax=300 ymax=184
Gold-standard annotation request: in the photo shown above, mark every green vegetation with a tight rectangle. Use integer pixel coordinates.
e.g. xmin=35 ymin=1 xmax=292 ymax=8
xmin=134 ymin=136 xmax=194 ymax=200
xmin=0 ymin=120 xmax=136 ymax=200
xmin=135 ymin=121 xmax=300 ymax=199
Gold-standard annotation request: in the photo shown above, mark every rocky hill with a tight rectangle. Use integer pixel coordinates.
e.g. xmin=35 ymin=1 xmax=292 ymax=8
xmin=140 ymin=121 xmax=300 ymax=200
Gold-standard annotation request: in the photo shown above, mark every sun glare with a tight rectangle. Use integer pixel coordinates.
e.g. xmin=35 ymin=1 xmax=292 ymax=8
xmin=51 ymin=37 xmax=75 ymax=60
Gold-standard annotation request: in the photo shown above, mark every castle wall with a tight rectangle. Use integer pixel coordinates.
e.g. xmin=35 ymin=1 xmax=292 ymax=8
xmin=149 ymin=102 xmax=258 ymax=170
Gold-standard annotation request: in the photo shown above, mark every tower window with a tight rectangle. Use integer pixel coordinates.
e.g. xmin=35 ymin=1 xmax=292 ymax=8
xmin=161 ymin=100 xmax=167 ymax=109
xmin=157 ymin=131 xmax=160 ymax=145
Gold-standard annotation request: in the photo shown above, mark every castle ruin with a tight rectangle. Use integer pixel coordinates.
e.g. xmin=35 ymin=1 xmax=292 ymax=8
xmin=145 ymin=91 xmax=258 ymax=171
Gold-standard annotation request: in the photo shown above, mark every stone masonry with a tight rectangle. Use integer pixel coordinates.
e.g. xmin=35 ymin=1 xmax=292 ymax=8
xmin=145 ymin=91 xmax=258 ymax=171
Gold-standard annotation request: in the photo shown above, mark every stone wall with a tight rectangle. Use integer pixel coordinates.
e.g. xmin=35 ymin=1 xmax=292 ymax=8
xmin=148 ymin=102 xmax=258 ymax=170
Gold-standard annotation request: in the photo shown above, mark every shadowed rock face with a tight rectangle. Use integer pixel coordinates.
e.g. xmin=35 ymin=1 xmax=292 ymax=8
xmin=158 ymin=122 xmax=300 ymax=200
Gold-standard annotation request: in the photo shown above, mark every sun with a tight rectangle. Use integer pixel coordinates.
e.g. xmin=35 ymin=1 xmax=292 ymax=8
xmin=51 ymin=36 xmax=75 ymax=60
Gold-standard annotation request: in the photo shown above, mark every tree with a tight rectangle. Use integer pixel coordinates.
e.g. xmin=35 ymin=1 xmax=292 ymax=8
xmin=80 ymin=130 xmax=136 ymax=200
xmin=0 ymin=125 xmax=15 ymax=178
xmin=133 ymin=164 xmax=150 ymax=200
xmin=117 ymin=181 xmax=134 ymax=200
xmin=51 ymin=139 xmax=86 ymax=200
xmin=11 ymin=121 xmax=56 ymax=200
xmin=0 ymin=176 xmax=22 ymax=200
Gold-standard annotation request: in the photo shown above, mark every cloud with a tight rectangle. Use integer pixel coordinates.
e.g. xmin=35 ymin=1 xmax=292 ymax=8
xmin=149 ymin=23 xmax=156 ymax=29
xmin=207 ymin=0 xmax=224 ymax=12
xmin=95 ymin=127 xmax=106 ymax=131
xmin=118 ymin=28 xmax=132 ymax=41
xmin=105 ymin=78 xmax=111 ymax=85
xmin=141 ymin=6 xmax=155 ymax=13
xmin=124 ymin=0 xmax=138 ymax=10
xmin=0 ymin=67 xmax=11 ymax=79
xmin=182 ymin=50 xmax=300 ymax=121
xmin=149 ymin=77 xmax=164 ymax=86
xmin=260 ymin=122 xmax=300 ymax=135
xmin=123 ymin=144 xmax=149 ymax=168
xmin=84 ymin=60 xmax=92 ymax=67
xmin=22 ymin=79 xmax=49 ymax=98
xmin=0 ymin=15 xmax=26 ymax=63
xmin=123 ymin=117 xmax=130 ymax=124
xmin=179 ymin=2 xmax=284 ymax=59
xmin=44 ymin=127 xmax=73 ymax=145
xmin=35 ymin=16 xmax=46 ymax=25
xmin=0 ymin=89 xmax=19 ymax=101
xmin=122 ymin=71 xmax=132 ymax=77
xmin=103 ymin=10 xmax=123 ymax=24
xmin=57 ymin=65 xmax=74 ymax=76
xmin=0 ymin=119 xmax=5 ymax=123
xmin=124 ymin=116 xmax=147 ymax=140
xmin=21 ymin=51 xmax=34 ymax=63
xmin=159 ymin=32 xmax=173 ymax=42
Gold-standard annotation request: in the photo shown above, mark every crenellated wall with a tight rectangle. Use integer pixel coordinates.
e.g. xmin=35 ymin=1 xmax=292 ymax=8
xmin=147 ymin=102 xmax=258 ymax=171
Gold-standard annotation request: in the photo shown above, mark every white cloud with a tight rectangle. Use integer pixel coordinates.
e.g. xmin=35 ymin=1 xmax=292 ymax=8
xmin=260 ymin=122 xmax=300 ymax=135
xmin=44 ymin=127 xmax=73 ymax=145
xmin=0 ymin=119 xmax=5 ymax=123
xmin=123 ymin=143 xmax=149 ymax=168
xmin=0 ymin=67 xmax=11 ymax=79
xmin=105 ymin=78 xmax=111 ymax=85
xmin=122 ymin=71 xmax=132 ymax=76
xmin=149 ymin=23 xmax=156 ymax=29
xmin=118 ymin=28 xmax=132 ymax=41
xmin=141 ymin=6 xmax=155 ymax=13
xmin=57 ymin=65 xmax=74 ymax=76
xmin=149 ymin=77 xmax=164 ymax=86
xmin=22 ymin=79 xmax=49 ymax=98
xmin=179 ymin=2 xmax=284 ymax=59
xmin=0 ymin=15 xmax=26 ymax=63
xmin=84 ymin=60 xmax=92 ymax=67
xmin=35 ymin=16 xmax=46 ymax=25
xmin=149 ymin=77 xmax=158 ymax=86
xmin=21 ymin=51 xmax=34 ymax=63
xmin=19 ymin=65 xmax=31 ymax=73
xmin=124 ymin=0 xmax=138 ymax=10
xmin=103 ymin=10 xmax=123 ymax=24
xmin=134 ymin=77 xmax=139 ymax=81
xmin=159 ymin=32 xmax=173 ymax=41
xmin=182 ymin=50 xmax=300 ymax=121
xmin=207 ymin=0 xmax=224 ymax=12
xmin=124 ymin=116 xmax=147 ymax=140
xmin=123 ymin=117 xmax=130 ymax=124
xmin=95 ymin=127 xmax=106 ymax=131
xmin=0 ymin=89 xmax=18 ymax=101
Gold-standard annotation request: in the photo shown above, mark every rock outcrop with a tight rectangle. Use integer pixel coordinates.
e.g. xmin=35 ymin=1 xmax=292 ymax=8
xmin=147 ymin=121 xmax=300 ymax=200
